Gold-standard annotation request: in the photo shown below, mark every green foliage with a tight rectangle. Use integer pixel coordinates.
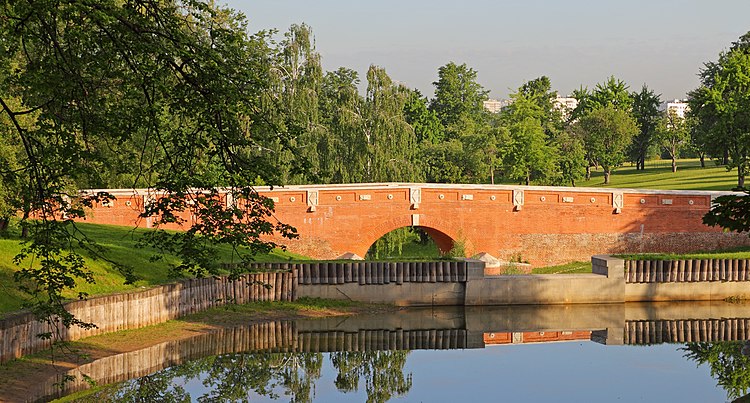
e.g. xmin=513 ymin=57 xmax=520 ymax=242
xmin=447 ymin=236 xmax=466 ymax=258
xmin=703 ymin=189 xmax=750 ymax=236
xmin=573 ymin=105 xmax=639 ymax=184
xmin=683 ymin=341 xmax=750 ymax=400
xmin=429 ymin=62 xmax=489 ymax=129
xmin=551 ymin=130 xmax=586 ymax=186
xmin=67 ymin=349 xmax=412 ymax=403
xmin=501 ymin=117 xmax=557 ymax=185
xmin=403 ymin=90 xmax=444 ymax=145
xmin=688 ymin=31 xmax=750 ymax=188
xmin=331 ymin=351 xmax=412 ymax=403
xmin=367 ymin=227 xmax=441 ymax=260
xmin=570 ymin=76 xmax=633 ymax=121
xmin=0 ymin=0 xmax=303 ymax=331
xmin=655 ymin=109 xmax=691 ymax=172
xmin=629 ymin=85 xmax=662 ymax=170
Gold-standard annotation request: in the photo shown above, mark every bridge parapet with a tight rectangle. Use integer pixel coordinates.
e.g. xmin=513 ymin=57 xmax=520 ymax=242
xmin=78 ymin=183 xmax=750 ymax=264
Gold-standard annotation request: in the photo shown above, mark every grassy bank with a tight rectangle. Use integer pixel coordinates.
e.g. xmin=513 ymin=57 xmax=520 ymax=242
xmin=617 ymin=248 xmax=750 ymax=261
xmin=0 ymin=221 xmax=307 ymax=314
xmin=0 ymin=298 xmax=396 ymax=403
xmin=531 ymin=261 xmax=592 ymax=274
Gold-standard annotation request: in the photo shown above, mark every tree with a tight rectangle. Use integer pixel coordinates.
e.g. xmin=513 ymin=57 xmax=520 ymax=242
xmin=0 ymin=1 xmax=297 ymax=331
xmin=655 ymin=109 xmax=690 ymax=172
xmin=629 ymin=85 xmax=661 ymax=170
xmin=501 ymin=118 xmax=557 ymax=185
xmin=429 ymin=62 xmax=489 ymax=130
xmin=403 ymin=89 xmax=444 ymax=146
xmin=688 ymin=31 xmax=750 ymax=188
xmin=319 ymin=67 xmax=366 ymax=183
xmin=552 ymin=130 xmax=586 ymax=186
xmin=703 ymin=188 xmax=750 ymax=235
xmin=573 ymin=105 xmax=638 ymax=184
xmin=571 ymin=76 xmax=633 ymax=120
xmin=271 ymin=23 xmax=325 ymax=184
xmin=517 ymin=76 xmax=564 ymax=139
xmin=498 ymin=89 xmax=559 ymax=185
xmin=361 ymin=65 xmax=422 ymax=182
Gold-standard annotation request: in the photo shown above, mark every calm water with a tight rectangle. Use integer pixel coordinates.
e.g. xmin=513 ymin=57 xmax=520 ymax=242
xmin=44 ymin=303 xmax=750 ymax=402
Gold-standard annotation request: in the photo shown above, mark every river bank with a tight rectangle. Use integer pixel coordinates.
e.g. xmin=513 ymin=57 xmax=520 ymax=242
xmin=0 ymin=298 xmax=397 ymax=403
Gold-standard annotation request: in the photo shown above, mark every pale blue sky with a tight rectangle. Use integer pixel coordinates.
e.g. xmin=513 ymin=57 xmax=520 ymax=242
xmin=224 ymin=0 xmax=750 ymax=100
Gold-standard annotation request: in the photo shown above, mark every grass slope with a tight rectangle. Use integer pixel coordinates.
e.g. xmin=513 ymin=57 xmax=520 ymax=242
xmin=0 ymin=222 xmax=306 ymax=315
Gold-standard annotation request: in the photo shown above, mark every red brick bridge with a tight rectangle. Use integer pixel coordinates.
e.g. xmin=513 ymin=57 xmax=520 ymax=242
xmin=84 ymin=183 xmax=748 ymax=266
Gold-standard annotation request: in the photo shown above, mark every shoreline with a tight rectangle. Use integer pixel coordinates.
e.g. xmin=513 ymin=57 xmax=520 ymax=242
xmin=0 ymin=299 xmax=398 ymax=403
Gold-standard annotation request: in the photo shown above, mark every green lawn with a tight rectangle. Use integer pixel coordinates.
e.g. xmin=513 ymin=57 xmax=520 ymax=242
xmin=0 ymin=221 xmax=306 ymax=315
xmin=531 ymin=261 xmax=592 ymax=274
xmin=617 ymin=248 xmax=750 ymax=261
xmin=585 ymin=159 xmax=740 ymax=191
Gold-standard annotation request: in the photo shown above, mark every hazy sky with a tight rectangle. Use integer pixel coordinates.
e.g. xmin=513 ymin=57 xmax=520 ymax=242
xmin=223 ymin=0 xmax=750 ymax=100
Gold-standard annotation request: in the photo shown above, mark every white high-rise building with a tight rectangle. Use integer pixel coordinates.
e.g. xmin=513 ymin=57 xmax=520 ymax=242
xmin=660 ymin=99 xmax=689 ymax=118
xmin=483 ymin=99 xmax=513 ymax=113
xmin=553 ymin=97 xmax=579 ymax=118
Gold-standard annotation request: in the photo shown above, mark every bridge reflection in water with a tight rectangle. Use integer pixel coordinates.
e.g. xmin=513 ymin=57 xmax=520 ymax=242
xmin=29 ymin=302 xmax=750 ymax=402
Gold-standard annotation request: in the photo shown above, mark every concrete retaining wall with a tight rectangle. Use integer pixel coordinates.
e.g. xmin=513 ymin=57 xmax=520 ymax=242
xmin=5 ymin=256 xmax=750 ymax=365
xmin=0 ymin=271 xmax=294 ymax=364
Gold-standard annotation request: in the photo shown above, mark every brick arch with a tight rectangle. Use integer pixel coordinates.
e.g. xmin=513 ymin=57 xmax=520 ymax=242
xmin=356 ymin=215 xmax=460 ymax=258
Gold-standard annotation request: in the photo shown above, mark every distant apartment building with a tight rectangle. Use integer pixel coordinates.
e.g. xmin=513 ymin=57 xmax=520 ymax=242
xmin=483 ymin=99 xmax=513 ymax=113
xmin=660 ymin=99 xmax=689 ymax=119
xmin=553 ymin=97 xmax=579 ymax=118
xmin=483 ymin=95 xmax=579 ymax=117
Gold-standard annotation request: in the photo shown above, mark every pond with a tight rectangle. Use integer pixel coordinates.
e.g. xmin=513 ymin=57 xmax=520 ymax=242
xmin=39 ymin=302 xmax=750 ymax=402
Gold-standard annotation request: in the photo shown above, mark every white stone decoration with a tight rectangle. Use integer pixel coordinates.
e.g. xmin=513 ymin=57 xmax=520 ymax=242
xmin=410 ymin=187 xmax=421 ymax=209
xmin=513 ymin=189 xmax=524 ymax=210
xmin=359 ymin=194 xmax=372 ymax=201
xmin=562 ymin=197 xmax=574 ymax=203
xmin=307 ymin=190 xmax=318 ymax=212
xmin=613 ymin=192 xmax=623 ymax=214
xmin=412 ymin=214 xmax=420 ymax=226
xmin=661 ymin=199 xmax=673 ymax=205
xmin=462 ymin=194 xmax=474 ymax=201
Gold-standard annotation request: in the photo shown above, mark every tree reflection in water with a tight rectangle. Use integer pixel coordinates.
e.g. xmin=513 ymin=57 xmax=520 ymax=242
xmin=330 ymin=351 xmax=412 ymax=403
xmin=682 ymin=341 xmax=750 ymax=401
xmin=71 ymin=351 xmax=411 ymax=402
